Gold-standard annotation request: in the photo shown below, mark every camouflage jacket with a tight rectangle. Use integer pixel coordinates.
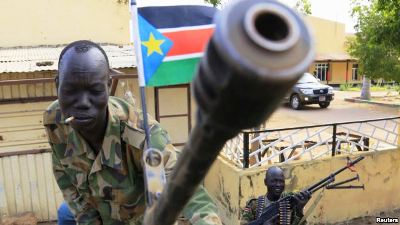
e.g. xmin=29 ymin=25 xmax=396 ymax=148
xmin=43 ymin=96 xmax=222 ymax=225
xmin=240 ymin=192 xmax=305 ymax=225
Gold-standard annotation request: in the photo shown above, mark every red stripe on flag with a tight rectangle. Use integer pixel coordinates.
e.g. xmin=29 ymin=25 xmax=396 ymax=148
xmin=163 ymin=28 xmax=214 ymax=57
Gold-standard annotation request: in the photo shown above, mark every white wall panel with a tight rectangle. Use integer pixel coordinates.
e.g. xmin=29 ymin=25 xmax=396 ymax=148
xmin=0 ymin=152 xmax=62 ymax=222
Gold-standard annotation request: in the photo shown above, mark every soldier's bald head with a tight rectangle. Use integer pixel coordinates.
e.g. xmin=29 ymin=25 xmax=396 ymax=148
xmin=265 ymin=166 xmax=284 ymax=180
xmin=58 ymin=40 xmax=110 ymax=83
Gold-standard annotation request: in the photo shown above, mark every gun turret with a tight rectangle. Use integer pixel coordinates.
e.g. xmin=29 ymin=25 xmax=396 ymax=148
xmin=143 ymin=0 xmax=314 ymax=224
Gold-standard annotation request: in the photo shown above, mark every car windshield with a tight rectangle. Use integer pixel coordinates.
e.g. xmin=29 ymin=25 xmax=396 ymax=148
xmin=297 ymin=73 xmax=319 ymax=84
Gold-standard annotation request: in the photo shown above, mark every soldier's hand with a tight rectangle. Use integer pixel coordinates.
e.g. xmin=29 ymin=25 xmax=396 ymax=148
xmin=293 ymin=191 xmax=311 ymax=209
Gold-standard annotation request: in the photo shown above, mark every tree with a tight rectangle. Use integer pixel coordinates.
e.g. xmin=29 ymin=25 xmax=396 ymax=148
xmin=295 ymin=0 xmax=312 ymax=15
xmin=348 ymin=0 xmax=400 ymax=82
xmin=204 ymin=0 xmax=222 ymax=7
xmin=347 ymin=0 xmax=400 ymax=99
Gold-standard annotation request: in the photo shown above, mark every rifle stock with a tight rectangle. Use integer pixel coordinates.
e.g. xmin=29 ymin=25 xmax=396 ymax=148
xmin=143 ymin=1 xmax=314 ymax=224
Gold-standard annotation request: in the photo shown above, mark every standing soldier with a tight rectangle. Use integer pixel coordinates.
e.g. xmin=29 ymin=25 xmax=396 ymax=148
xmin=43 ymin=40 xmax=222 ymax=225
xmin=241 ymin=167 xmax=310 ymax=225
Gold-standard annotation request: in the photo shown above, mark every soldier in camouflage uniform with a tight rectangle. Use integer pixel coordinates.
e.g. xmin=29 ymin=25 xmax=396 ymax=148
xmin=240 ymin=167 xmax=310 ymax=225
xmin=43 ymin=40 xmax=222 ymax=225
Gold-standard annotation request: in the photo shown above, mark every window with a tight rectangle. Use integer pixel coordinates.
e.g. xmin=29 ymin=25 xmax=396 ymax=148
xmin=352 ymin=64 xmax=359 ymax=80
xmin=314 ymin=63 xmax=329 ymax=81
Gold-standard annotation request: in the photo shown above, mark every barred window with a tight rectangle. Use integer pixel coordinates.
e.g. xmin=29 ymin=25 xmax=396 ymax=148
xmin=314 ymin=63 xmax=329 ymax=81
xmin=352 ymin=64 xmax=359 ymax=80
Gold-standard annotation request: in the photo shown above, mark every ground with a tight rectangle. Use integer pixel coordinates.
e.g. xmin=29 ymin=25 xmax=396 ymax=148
xmin=265 ymin=91 xmax=398 ymax=129
xmin=371 ymin=95 xmax=400 ymax=105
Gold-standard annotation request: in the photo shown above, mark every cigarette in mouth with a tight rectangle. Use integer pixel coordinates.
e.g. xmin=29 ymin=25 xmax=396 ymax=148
xmin=65 ymin=116 xmax=75 ymax=124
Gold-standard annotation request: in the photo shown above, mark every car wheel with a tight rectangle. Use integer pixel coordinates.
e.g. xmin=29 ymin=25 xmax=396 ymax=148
xmin=319 ymin=102 xmax=330 ymax=108
xmin=290 ymin=94 xmax=302 ymax=110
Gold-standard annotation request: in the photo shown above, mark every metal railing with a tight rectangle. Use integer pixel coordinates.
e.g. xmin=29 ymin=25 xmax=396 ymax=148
xmin=222 ymin=116 xmax=400 ymax=168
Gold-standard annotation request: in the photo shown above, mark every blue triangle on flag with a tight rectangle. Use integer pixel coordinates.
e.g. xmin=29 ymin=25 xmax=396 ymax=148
xmin=138 ymin=15 xmax=173 ymax=85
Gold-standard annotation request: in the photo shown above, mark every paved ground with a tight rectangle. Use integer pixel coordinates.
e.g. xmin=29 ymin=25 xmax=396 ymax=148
xmin=265 ymin=91 xmax=399 ymax=129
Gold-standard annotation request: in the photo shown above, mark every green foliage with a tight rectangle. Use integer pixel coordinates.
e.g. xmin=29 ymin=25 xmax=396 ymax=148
xmin=204 ymin=0 xmax=222 ymax=7
xmin=395 ymin=85 xmax=400 ymax=93
xmin=116 ymin=0 xmax=129 ymax=4
xmin=339 ymin=83 xmax=354 ymax=91
xmin=295 ymin=0 xmax=312 ymax=15
xmin=347 ymin=0 xmax=400 ymax=82
xmin=370 ymin=85 xmax=391 ymax=91
xmin=339 ymin=83 xmax=399 ymax=92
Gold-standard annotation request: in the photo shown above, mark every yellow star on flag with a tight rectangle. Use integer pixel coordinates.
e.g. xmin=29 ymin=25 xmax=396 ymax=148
xmin=141 ymin=33 xmax=165 ymax=57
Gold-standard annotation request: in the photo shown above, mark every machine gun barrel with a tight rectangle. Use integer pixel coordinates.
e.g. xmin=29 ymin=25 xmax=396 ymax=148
xmin=143 ymin=0 xmax=314 ymax=224
xmin=306 ymin=156 xmax=364 ymax=193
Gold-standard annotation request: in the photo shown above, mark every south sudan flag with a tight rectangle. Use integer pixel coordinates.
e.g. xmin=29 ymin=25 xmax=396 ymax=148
xmin=134 ymin=5 xmax=217 ymax=87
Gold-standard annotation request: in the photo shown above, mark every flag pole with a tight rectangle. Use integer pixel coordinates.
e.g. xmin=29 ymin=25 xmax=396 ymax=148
xmin=130 ymin=0 xmax=167 ymax=211
xmin=131 ymin=0 xmax=150 ymax=148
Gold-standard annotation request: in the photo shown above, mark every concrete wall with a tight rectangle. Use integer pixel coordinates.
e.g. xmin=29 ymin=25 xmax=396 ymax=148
xmin=0 ymin=0 xmax=131 ymax=47
xmin=204 ymin=156 xmax=242 ymax=225
xmin=205 ymin=148 xmax=400 ymax=225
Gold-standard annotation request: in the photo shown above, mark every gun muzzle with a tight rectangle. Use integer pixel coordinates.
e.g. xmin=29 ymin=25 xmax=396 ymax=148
xmin=143 ymin=1 xmax=314 ymax=224
xmin=195 ymin=0 xmax=314 ymax=131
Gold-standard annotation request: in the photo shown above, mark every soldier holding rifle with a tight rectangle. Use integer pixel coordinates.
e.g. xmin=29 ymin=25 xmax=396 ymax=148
xmin=240 ymin=167 xmax=310 ymax=225
xmin=240 ymin=157 xmax=365 ymax=225
xmin=43 ymin=40 xmax=222 ymax=225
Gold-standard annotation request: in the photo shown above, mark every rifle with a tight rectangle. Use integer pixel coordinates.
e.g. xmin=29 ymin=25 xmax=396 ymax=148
xmin=142 ymin=0 xmax=314 ymax=224
xmin=248 ymin=156 xmax=365 ymax=225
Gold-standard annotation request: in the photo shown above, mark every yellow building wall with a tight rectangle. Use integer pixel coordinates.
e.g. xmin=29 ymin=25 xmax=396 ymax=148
xmin=308 ymin=61 xmax=363 ymax=85
xmin=0 ymin=0 xmax=131 ymax=47
xmin=304 ymin=16 xmax=363 ymax=85
xmin=205 ymin=149 xmax=400 ymax=225
xmin=304 ymin=16 xmax=346 ymax=54
xmin=330 ymin=62 xmax=347 ymax=84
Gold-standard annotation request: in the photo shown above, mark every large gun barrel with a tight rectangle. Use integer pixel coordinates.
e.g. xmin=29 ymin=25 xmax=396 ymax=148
xmin=144 ymin=0 xmax=314 ymax=224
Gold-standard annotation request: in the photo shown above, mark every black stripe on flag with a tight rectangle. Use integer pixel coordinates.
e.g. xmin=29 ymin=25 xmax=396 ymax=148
xmin=138 ymin=5 xmax=217 ymax=29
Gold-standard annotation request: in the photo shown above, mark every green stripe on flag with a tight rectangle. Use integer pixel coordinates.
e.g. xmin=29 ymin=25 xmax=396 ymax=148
xmin=147 ymin=57 xmax=201 ymax=86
